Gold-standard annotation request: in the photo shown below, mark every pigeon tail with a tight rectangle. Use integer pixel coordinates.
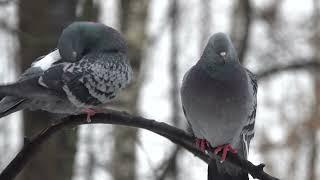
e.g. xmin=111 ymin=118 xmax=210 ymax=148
xmin=0 ymin=97 xmax=27 ymax=118
xmin=0 ymin=78 xmax=63 ymax=100
xmin=0 ymin=79 xmax=41 ymax=99
xmin=208 ymin=159 xmax=248 ymax=180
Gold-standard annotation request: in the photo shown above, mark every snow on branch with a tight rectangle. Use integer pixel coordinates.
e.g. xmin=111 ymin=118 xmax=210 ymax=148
xmin=0 ymin=110 xmax=279 ymax=180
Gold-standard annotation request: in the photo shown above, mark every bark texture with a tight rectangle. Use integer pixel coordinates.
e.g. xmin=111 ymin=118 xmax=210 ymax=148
xmin=17 ymin=1 xmax=77 ymax=180
xmin=110 ymin=1 xmax=150 ymax=180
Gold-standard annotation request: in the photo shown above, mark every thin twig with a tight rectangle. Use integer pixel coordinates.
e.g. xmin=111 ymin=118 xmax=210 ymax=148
xmin=257 ymin=59 xmax=320 ymax=80
xmin=156 ymin=146 xmax=181 ymax=180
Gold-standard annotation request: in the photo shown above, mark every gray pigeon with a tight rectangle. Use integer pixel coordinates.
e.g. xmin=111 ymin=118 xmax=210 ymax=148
xmin=180 ymin=33 xmax=257 ymax=180
xmin=0 ymin=22 xmax=132 ymax=122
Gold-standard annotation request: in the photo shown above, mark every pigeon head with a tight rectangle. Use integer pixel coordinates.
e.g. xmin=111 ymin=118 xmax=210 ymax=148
xmin=201 ymin=32 xmax=238 ymax=65
xmin=58 ymin=21 xmax=127 ymax=62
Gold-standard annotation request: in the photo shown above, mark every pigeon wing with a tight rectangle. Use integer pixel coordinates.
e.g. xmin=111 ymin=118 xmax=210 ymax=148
xmin=238 ymin=69 xmax=257 ymax=158
xmin=40 ymin=52 xmax=131 ymax=108
xmin=0 ymin=49 xmax=64 ymax=117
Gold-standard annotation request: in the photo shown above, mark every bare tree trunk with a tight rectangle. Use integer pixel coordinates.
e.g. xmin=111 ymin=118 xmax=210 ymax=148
xmin=169 ymin=0 xmax=180 ymax=132
xmin=307 ymin=69 xmax=319 ymax=180
xmin=306 ymin=130 xmax=317 ymax=180
xmin=0 ymin=4 xmax=16 ymax=167
xmin=77 ymin=0 xmax=99 ymax=22
xmin=156 ymin=146 xmax=180 ymax=180
xmin=83 ymin=130 xmax=96 ymax=180
xmin=230 ymin=0 xmax=252 ymax=64
xmin=16 ymin=1 xmax=78 ymax=180
xmin=110 ymin=1 xmax=150 ymax=180
xmin=165 ymin=1 xmax=180 ymax=179
xmin=308 ymin=1 xmax=320 ymax=180
xmin=199 ymin=0 xmax=212 ymax=51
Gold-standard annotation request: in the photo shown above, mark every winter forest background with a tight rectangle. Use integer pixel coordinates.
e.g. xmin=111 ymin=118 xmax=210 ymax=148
xmin=0 ymin=0 xmax=319 ymax=180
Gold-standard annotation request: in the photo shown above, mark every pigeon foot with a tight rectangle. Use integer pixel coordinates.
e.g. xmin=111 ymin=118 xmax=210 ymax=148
xmin=213 ymin=144 xmax=237 ymax=162
xmin=82 ymin=108 xmax=97 ymax=123
xmin=195 ymin=138 xmax=210 ymax=152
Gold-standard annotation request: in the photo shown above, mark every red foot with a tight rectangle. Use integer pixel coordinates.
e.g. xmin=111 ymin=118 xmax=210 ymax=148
xmin=213 ymin=144 xmax=237 ymax=162
xmin=195 ymin=138 xmax=210 ymax=152
xmin=82 ymin=108 xmax=97 ymax=123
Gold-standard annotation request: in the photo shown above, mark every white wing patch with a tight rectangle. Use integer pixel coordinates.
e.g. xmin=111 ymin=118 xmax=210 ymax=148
xmin=33 ymin=49 xmax=61 ymax=70
xmin=242 ymin=133 xmax=249 ymax=156
xmin=38 ymin=76 xmax=49 ymax=88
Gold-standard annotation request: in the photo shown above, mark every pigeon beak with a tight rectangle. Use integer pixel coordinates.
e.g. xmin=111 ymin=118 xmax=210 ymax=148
xmin=72 ymin=51 xmax=77 ymax=61
xmin=220 ymin=51 xmax=227 ymax=63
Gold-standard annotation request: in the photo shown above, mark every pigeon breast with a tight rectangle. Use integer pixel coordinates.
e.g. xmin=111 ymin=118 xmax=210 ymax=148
xmin=181 ymin=62 xmax=254 ymax=148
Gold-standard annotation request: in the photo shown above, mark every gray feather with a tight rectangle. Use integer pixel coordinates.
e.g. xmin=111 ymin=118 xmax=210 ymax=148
xmin=0 ymin=77 xmax=64 ymax=100
xmin=0 ymin=22 xmax=131 ymax=118
xmin=56 ymin=52 xmax=131 ymax=108
xmin=180 ymin=33 xmax=257 ymax=179
xmin=0 ymin=97 xmax=27 ymax=118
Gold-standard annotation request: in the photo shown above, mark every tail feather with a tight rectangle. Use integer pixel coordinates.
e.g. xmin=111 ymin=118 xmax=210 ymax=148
xmin=0 ymin=96 xmax=27 ymax=118
xmin=208 ymin=159 xmax=248 ymax=180
xmin=0 ymin=78 xmax=42 ymax=99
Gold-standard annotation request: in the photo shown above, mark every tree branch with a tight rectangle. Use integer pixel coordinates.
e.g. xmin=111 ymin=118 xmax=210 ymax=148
xmin=0 ymin=110 xmax=278 ymax=180
xmin=257 ymin=60 xmax=320 ymax=80
xmin=156 ymin=146 xmax=181 ymax=180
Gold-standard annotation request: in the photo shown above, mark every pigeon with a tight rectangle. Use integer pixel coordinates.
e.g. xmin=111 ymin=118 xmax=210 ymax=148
xmin=0 ymin=21 xmax=132 ymax=122
xmin=180 ymin=33 xmax=257 ymax=180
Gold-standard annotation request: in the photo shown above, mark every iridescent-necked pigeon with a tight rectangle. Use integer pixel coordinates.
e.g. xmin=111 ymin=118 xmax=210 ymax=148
xmin=180 ymin=33 xmax=257 ymax=180
xmin=0 ymin=22 xmax=132 ymax=122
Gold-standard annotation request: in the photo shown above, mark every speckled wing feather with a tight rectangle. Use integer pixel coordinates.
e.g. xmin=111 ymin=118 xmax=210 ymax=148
xmin=0 ymin=51 xmax=131 ymax=115
xmin=0 ymin=22 xmax=132 ymax=118
xmin=239 ymin=69 xmax=257 ymax=158
xmin=40 ymin=52 xmax=131 ymax=108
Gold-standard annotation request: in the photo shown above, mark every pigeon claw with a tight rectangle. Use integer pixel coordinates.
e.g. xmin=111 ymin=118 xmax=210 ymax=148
xmin=82 ymin=108 xmax=97 ymax=123
xmin=195 ymin=138 xmax=210 ymax=152
xmin=213 ymin=144 xmax=237 ymax=162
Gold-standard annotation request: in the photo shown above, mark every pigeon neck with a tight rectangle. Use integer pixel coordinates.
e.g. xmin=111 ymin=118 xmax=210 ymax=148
xmin=197 ymin=59 xmax=243 ymax=81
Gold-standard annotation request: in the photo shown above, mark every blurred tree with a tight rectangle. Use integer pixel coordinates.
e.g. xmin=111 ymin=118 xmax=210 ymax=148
xmin=0 ymin=1 xmax=18 ymax=171
xmin=258 ymin=0 xmax=282 ymax=29
xmin=76 ymin=1 xmax=99 ymax=179
xmin=16 ymin=1 xmax=77 ymax=180
xmin=230 ymin=0 xmax=252 ymax=64
xmin=165 ymin=0 xmax=180 ymax=179
xmin=77 ymin=0 xmax=99 ymax=22
xmin=253 ymin=1 xmax=319 ymax=179
xmin=16 ymin=0 xmax=98 ymax=180
xmin=199 ymin=0 xmax=211 ymax=51
xmin=308 ymin=1 xmax=320 ymax=180
xmin=110 ymin=1 xmax=149 ymax=180
xmin=169 ymin=0 xmax=180 ymax=136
